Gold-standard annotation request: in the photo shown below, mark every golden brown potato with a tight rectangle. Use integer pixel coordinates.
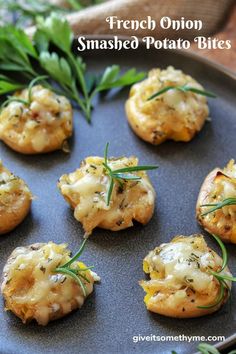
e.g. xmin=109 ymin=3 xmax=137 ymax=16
xmin=140 ymin=234 xmax=231 ymax=318
xmin=125 ymin=66 xmax=209 ymax=145
xmin=1 ymin=242 xmax=99 ymax=325
xmin=58 ymin=156 xmax=156 ymax=236
xmin=0 ymin=85 xmax=73 ymax=154
xmin=197 ymin=160 xmax=236 ymax=244
xmin=0 ymin=161 xmax=32 ymax=234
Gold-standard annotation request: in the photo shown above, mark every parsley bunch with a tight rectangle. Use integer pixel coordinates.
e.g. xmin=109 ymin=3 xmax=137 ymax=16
xmin=0 ymin=13 xmax=145 ymax=122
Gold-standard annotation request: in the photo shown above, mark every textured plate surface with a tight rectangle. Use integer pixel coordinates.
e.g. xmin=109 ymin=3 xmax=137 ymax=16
xmin=0 ymin=41 xmax=236 ymax=354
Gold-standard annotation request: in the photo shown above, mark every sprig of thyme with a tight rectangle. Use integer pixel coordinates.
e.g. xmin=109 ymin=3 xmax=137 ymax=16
xmin=147 ymin=84 xmax=216 ymax=101
xmin=201 ymin=197 xmax=236 ymax=216
xmin=54 ymin=239 xmax=94 ymax=297
xmin=102 ymin=143 xmax=158 ymax=206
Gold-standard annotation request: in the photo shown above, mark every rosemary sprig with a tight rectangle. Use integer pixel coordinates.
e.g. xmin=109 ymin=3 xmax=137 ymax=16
xmin=1 ymin=75 xmax=48 ymax=110
xmin=54 ymin=239 xmax=94 ymax=297
xmin=102 ymin=143 xmax=158 ymax=206
xmin=147 ymin=84 xmax=217 ymax=101
xmin=198 ymin=234 xmax=233 ymax=310
xmin=201 ymin=197 xmax=236 ymax=216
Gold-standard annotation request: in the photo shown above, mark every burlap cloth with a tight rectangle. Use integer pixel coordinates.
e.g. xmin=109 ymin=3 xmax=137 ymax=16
xmin=26 ymin=0 xmax=236 ymax=71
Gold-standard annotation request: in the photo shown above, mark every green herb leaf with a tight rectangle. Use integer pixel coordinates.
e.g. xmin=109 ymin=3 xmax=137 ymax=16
xmin=0 ymin=15 xmax=145 ymax=123
xmin=197 ymin=280 xmax=225 ymax=309
xmin=111 ymin=173 xmax=141 ymax=181
xmin=113 ymin=165 xmax=158 ymax=173
xmin=102 ymin=143 xmax=158 ymax=206
xmin=54 ymin=239 xmax=94 ymax=297
xmin=197 ymin=233 xmax=232 ymax=310
xmin=60 ymin=238 xmax=87 ymax=268
xmin=211 ymin=234 xmax=228 ymax=272
xmin=37 ymin=13 xmax=73 ymax=54
xmin=54 ymin=267 xmax=87 ymax=297
xmin=201 ymin=197 xmax=236 ymax=216
xmin=96 ymin=65 xmax=146 ymax=91
xmin=0 ymin=75 xmax=24 ymax=95
xmin=27 ymin=75 xmax=49 ymax=103
xmin=197 ymin=343 xmax=220 ymax=354
xmin=147 ymin=84 xmax=216 ymax=101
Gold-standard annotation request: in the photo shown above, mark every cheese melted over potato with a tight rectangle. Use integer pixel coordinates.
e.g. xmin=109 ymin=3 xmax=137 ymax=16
xmin=125 ymin=66 xmax=209 ymax=145
xmin=0 ymin=161 xmax=32 ymax=234
xmin=0 ymin=85 xmax=73 ymax=154
xmin=197 ymin=160 xmax=236 ymax=243
xmin=140 ymin=235 xmax=231 ymax=318
xmin=58 ymin=156 xmax=156 ymax=235
xmin=1 ymin=242 xmax=99 ymax=325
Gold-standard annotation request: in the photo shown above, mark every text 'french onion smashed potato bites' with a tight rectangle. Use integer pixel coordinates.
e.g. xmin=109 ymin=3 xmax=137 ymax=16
xmin=58 ymin=156 xmax=156 ymax=236
xmin=125 ymin=66 xmax=209 ymax=145
xmin=197 ymin=159 xmax=236 ymax=244
xmin=1 ymin=242 xmax=99 ymax=325
xmin=140 ymin=234 xmax=231 ymax=318
xmin=0 ymin=85 xmax=73 ymax=154
xmin=0 ymin=161 xmax=32 ymax=234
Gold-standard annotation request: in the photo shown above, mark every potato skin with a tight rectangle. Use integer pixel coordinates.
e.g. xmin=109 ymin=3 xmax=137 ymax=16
xmin=196 ymin=161 xmax=236 ymax=243
xmin=140 ymin=234 xmax=231 ymax=318
xmin=1 ymin=242 xmax=96 ymax=325
xmin=0 ymin=85 xmax=73 ymax=154
xmin=58 ymin=156 xmax=156 ymax=236
xmin=0 ymin=162 xmax=32 ymax=235
xmin=125 ymin=66 xmax=209 ymax=145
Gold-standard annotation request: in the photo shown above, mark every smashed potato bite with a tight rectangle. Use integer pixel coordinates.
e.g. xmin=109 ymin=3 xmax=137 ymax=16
xmin=125 ymin=66 xmax=209 ymax=145
xmin=0 ymin=161 xmax=32 ymax=234
xmin=0 ymin=85 xmax=73 ymax=154
xmin=197 ymin=160 xmax=236 ymax=244
xmin=58 ymin=156 xmax=156 ymax=236
xmin=1 ymin=242 xmax=99 ymax=325
xmin=140 ymin=234 xmax=231 ymax=318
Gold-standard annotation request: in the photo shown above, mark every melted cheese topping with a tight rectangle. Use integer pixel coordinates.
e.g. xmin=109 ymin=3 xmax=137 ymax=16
xmin=201 ymin=160 xmax=236 ymax=235
xmin=144 ymin=236 xmax=219 ymax=293
xmin=140 ymin=235 xmax=233 ymax=316
xmin=58 ymin=156 xmax=156 ymax=235
xmin=1 ymin=242 xmax=98 ymax=325
xmin=126 ymin=66 xmax=209 ymax=144
xmin=0 ymin=161 xmax=31 ymax=211
xmin=0 ymin=85 xmax=72 ymax=153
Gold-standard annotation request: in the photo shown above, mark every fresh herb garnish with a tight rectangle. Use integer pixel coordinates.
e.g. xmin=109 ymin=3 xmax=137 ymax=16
xmin=0 ymin=14 xmax=145 ymax=122
xmin=0 ymin=0 xmax=103 ymax=27
xmin=197 ymin=343 xmax=220 ymax=354
xmin=54 ymin=239 xmax=94 ymax=297
xmin=1 ymin=75 xmax=48 ymax=110
xmin=201 ymin=197 xmax=236 ymax=216
xmin=197 ymin=234 xmax=233 ymax=310
xmin=147 ymin=84 xmax=216 ymax=101
xmin=102 ymin=143 xmax=158 ymax=206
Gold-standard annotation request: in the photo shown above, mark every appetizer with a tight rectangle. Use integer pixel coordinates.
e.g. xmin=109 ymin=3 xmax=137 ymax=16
xmin=0 ymin=161 xmax=32 ymax=234
xmin=125 ymin=66 xmax=213 ymax=145
xmin=58 ymin=144 xmax=157 ymax=236
xmin=1 ymin=240 xmax=99 ymax=325
xmin=197 ymin=159 xmax=236 ymax=243
xmin=0 ymin=85 xmax=73 ymax=154
xmin=140 ymin=234 xmax=232 ymax=318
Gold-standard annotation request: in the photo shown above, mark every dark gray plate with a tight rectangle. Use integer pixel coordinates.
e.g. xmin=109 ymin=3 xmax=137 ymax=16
xmin=0 ymin=39 xmax=236 ymax=354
